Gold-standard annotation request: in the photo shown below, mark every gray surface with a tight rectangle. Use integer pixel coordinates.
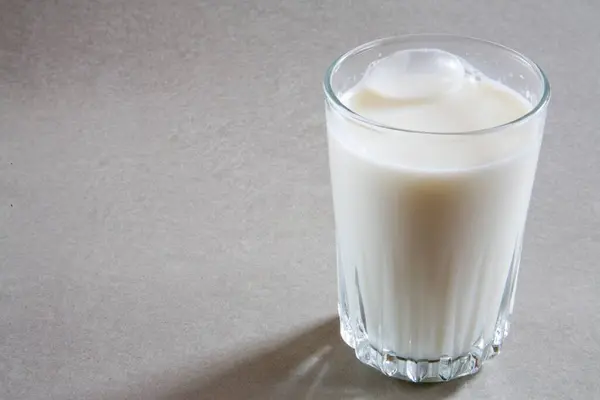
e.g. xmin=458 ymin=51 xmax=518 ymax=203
xmin=0 ymin=0 xmax=598 ymax=399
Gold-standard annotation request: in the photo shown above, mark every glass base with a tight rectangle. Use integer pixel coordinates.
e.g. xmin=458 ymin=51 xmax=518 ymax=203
xmin=338 ymin=305 xmax=509 ymax=383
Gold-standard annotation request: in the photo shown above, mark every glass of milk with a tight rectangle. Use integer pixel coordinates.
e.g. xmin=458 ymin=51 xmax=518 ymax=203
xmin=323 ymin=34 xmax=550 ymax=382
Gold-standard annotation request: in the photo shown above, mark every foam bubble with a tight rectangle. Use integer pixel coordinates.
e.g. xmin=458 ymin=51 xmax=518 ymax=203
xmin=363 ymin=49 xmax=465 ymax=100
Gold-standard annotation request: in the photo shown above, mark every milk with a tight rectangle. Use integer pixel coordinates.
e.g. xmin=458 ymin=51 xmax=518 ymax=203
xmin=328 ymin=50 xmax=543 ymax=360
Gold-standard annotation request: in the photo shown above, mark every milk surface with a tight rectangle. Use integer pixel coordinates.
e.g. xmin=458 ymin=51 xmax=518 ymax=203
xmin=328 ymin=50 xmax=542 ymax=360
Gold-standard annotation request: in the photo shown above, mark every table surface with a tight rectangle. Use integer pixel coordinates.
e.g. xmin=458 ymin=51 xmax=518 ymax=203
xmin=1 ymin=1 xmax=598 ymax=399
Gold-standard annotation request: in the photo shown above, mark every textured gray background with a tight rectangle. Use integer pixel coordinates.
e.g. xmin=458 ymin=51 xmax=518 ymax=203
xmin=0 ymin=0 xmax=598 ymax=399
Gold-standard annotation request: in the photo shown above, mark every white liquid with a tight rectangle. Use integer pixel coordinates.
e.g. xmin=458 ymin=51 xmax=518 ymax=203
xmin=328 ymin=50 xmax=543 ymax=360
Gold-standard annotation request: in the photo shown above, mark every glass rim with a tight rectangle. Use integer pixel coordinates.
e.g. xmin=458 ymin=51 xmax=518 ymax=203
xmin=323 ymin=34 xmax=551 ymax=136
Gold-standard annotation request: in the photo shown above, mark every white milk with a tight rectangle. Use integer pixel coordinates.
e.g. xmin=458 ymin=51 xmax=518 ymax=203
xmin=328 ymin=50 xmax=542 ymax=360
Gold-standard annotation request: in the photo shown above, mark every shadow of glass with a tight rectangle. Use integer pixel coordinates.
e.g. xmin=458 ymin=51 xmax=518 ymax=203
xmin=159 ymin=318 xmax=474 ymax=400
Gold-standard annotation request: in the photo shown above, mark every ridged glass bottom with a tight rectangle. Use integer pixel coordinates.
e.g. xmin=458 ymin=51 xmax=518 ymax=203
xmin=334 ymin=227 xmax=523 ymax=383
xmin=338 ymin=302 xmax=510 ymax=383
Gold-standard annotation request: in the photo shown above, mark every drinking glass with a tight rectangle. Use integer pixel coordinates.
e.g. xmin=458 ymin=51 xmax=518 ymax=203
xmin=323 ymin=34 xmax=550 ymax=382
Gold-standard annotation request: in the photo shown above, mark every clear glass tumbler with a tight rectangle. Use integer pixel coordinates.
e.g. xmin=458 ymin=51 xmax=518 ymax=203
xmin=323 ymin=35 xmax=550 ymax=382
